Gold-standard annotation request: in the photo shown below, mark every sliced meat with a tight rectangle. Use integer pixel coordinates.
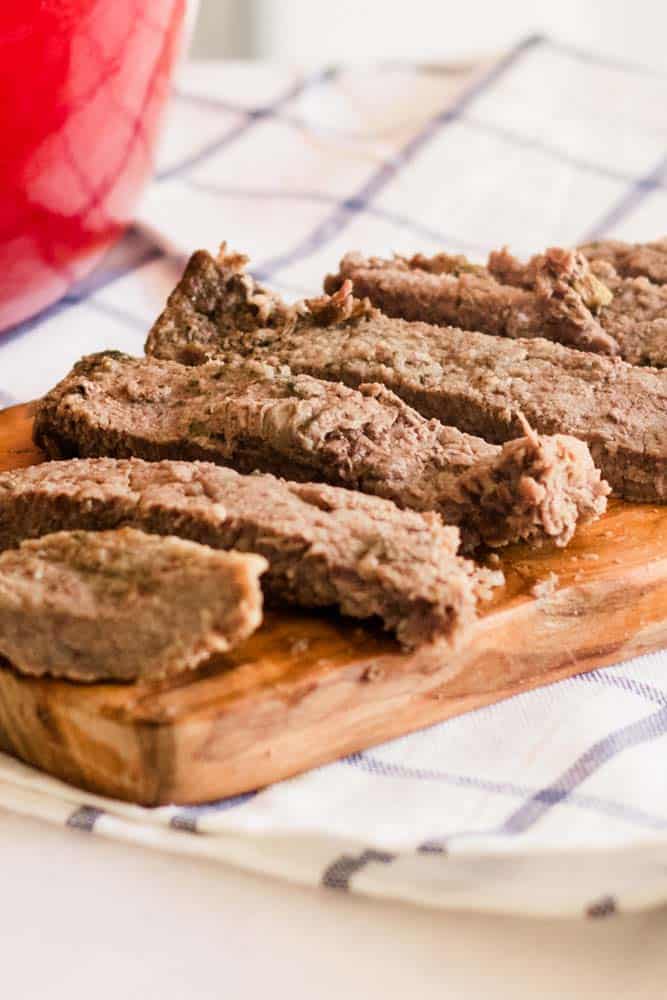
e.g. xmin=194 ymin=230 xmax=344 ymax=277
xmin=0 ymin=459 xmax=503 ymax=649
xmin=579 ymin=238 xmax=667 ymax=285
xmin=326 ymin=246 xmax=667 ymax=367
xmin=34 ymin=352 xmax=608 ymax=551
xmin=324 ymin=247 xmax=618 ymax=355
xmin=145 ymin=243 xmax=297 ymax=365
xmin=144 ymin=251 xmax=667 ymax=503
xmin=0 ymin=528 xmax=266 ymax=682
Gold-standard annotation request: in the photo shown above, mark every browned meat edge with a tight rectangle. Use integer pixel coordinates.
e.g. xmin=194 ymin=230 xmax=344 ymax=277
xmin=0 ymin=528 xmax=266 ymax=682
xmin=144 ymin=249 xmax=667 ymax=503
xmin=34 ymin=351 xmax=609 ymax=551
xmin=0 ymin=459 xmax=503 ymax=649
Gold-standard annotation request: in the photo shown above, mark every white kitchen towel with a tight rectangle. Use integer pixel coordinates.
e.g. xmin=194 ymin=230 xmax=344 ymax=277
xmin=1 ymin=35 xmax=667 ymax=917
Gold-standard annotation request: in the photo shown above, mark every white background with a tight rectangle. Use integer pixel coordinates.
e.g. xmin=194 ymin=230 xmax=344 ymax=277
xmin=3 ymin=809 xmax=667 ymax=1000
xmin=193 ymin=0 xmax=666 ymax=72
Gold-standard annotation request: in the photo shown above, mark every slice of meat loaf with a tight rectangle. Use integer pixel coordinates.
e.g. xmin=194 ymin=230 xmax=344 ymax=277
xmin=34 ymin=352 xmax=608 ymax=551
xmin=146 ymin=244 xmax=297 ymax=365
xmin=325 ymin=246 xmax=667 ymax=367
xmin=324 ymin=248 xmax=618 ymax=355
xmin=579 ymin=238 xmax=667 ymax=285
xmin=144 ymin=250 xmax=667 ymax=503
xmin=0 ymin=459 xmax=503 ymax=649
xmin=0 ymin=528 xmax=266 ymax=682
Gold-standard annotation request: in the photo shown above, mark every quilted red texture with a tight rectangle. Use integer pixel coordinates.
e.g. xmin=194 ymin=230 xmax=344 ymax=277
xmin=0 ymin=0 xmax=185 ymax=331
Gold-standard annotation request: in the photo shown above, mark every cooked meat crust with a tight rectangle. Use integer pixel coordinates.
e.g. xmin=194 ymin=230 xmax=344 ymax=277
xmin=0 ymin=459 xmax=503 ymax=648
xmin=145 ymin=250 xmax=667 ymax=503
xmin=0 ymin=528 xmax=266 ymax=682
xmin=34 ymin=351 xmax=608 ymax=551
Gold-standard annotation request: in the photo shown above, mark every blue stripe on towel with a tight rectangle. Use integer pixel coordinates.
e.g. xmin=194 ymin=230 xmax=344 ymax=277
xmin=170 ymin=791 xmax=257 ymax=832
xmin=253 ymin=35 xmax=542 ymax=281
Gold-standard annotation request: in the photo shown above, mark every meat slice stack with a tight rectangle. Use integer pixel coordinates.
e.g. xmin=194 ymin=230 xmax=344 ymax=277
xmin=325 ymin=247 xmax=618 ymax=355
xmin=0 ymin=458 xmax=503 ymax=650
xmin=144 ymin=248 xmax=667 ymax=503
xmin=325 ymin=244 xmax=667 ymax=368
xmin=20 ymin=232 xmax=665 ymax=673
xmin=33 ymin=351 xmax=609 ymax=552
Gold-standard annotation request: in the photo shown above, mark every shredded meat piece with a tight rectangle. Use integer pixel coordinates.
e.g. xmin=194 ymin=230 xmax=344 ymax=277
xmin=580 ymin=238 xmax=667 ymax=285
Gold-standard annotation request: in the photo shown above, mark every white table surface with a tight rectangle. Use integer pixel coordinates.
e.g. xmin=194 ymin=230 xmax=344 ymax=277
xmin=2 ymin=808 xmax=665 ymax=1000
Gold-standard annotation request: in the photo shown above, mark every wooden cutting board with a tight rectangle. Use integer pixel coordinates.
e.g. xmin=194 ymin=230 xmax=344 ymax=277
xmin=0 ymin=401 xmax=666 ymax=806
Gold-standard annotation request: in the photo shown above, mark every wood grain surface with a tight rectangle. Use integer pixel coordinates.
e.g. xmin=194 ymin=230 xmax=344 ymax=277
xmin=0 ymin=401 xmax=665 ymax=805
